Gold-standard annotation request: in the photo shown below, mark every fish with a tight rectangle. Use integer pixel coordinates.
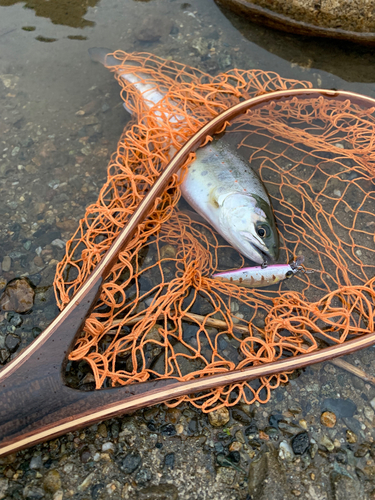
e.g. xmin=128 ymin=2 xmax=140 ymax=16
xmin=89 ymin=48 xmax=279 ymax=264
xmin=212 ymin=256 xmax=306 ymax=288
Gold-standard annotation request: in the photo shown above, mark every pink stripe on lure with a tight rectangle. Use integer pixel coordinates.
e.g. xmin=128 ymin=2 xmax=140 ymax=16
xmin=212 ymin=256 xmax=306 ymax=288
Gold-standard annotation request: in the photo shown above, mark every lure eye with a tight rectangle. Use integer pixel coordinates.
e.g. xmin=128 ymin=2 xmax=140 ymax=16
xmin=286 ymin=270 xmax=294 ymax=278
xmin=256 ymin=224 xmax=271 ymax=239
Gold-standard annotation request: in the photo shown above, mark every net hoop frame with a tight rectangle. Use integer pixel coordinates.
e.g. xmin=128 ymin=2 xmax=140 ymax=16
xmin=1 ymin=88 xmax=375 ymax=457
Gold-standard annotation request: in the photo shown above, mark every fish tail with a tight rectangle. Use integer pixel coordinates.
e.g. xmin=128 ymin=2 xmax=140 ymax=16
xmin=88 ymin=47 xmax=119 ymax=68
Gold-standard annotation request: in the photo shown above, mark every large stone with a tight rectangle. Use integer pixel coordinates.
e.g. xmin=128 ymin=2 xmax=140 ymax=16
xmin=0 ymin=279 xmax=34 ymax=313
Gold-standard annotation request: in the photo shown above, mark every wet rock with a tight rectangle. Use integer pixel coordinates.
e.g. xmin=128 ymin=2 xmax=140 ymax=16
xmin=320 ymin=435 xmax=335 ymax=452
xmin=279 ymin=441 xmax=294 ymax=462
xmin=269 ymin=413 xmax=283 ymax=428
xmin=330 ymin=471 xmax=365 ymax=500
xmin=165 ymin=408 xmax=181 ymax=424
xmin=249 ymin=446 xmax=292 ymax=499
xmin=160 ymin=245 xmax=177 ymax=259
xmin=77 ymin=472 xmax=95 ymax=491
xmin=4 ymin=333 xmax=20 ymax=352
xmin=321 ymin=411 xmax=337 ymax=428
xmin=346 ymin=430 xmax=357 ymax=444
xmin=160 ymin=424 xmax=176 ymax=437
xmin=80 ymin=447 xmax=92 ymax=463
xmin=229 ymin=441 xmax=242 ymax=452
xmin=292 ymin=432 xmax=310 ymax=455
xmin=231 ymin=408 xmax=251 ymax=425
xmin=1 ymin=256 xmax=11 ymax=272
xmin=0 ymin=349 xmax=10 ymax=364
xmin=29 ymin=455 xmax=43 ymax=470
xmin=163 ymin=453 xmax=175 ymax=469
xmin=43 ymin=470 xmax=61 ymax=493
xmin=23 ymin=486 xmax=45 ymax=499
xmin=0 ymin=278 xmax=34 ymax=313
xmin=245 ymin=423 xmax=258 ymax=436
xmin=98 ymin=423 xmax=107 ymax=438
xmin=208 ymin=407 xmax=230 ymax=427
xmin=322 ymin=398 xmax=357 ymax=418
xmin=0 ymin=479 xmax=8 ymax=499
xmin=121 ymin=451 xmax=142 ymax=474
xmin=134 ymin=15 xmax=172 ymax=42
xmin=8 ymin=312 xmax=22 ymax=327
xmin=137 ymin=483 xmax=178 ymax=500
xmin=354 ymin=443 xmax=370 ymax=457
xmin=278 ymin=421 xmax=302 ymax=436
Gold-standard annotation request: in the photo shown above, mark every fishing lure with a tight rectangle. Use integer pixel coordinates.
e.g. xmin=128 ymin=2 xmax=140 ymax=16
xmin=212 ymin=256 xmax=307 ymax=288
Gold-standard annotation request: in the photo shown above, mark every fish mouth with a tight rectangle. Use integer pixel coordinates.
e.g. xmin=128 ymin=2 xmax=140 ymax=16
xmin=250 ymin=242 xmax=274 ymax=265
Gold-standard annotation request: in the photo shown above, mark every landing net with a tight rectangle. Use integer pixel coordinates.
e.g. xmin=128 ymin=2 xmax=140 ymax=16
xmin=54 ymin=51 xmax=375 ymax=411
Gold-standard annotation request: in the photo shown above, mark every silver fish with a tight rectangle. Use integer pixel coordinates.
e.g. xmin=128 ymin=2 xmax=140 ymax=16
xmin=212 ymin=256 xmax=306 ymax=288
xmin=89 ymin=48 xmax=279 ymax=264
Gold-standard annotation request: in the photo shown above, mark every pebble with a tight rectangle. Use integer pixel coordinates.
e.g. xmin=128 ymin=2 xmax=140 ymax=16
xmin=121 ymin=451 xmax=142 ymax=474
xmin=278 ymin=421 xmax=302 ymax=435
xmin=370 ymin=397 xmax=375 ymax=411
xmin=80 ymin=448 xmax=91 ymax=463
xmin=229 ymin=441 xmax=242 ymax=452
xmin=43 ymin=470 xmax=61 ymax=493
xmin=320 ymin=435 xmax=335 ymax=452
xmin=160 ymin=424 xmax=176 ymax=436
xmin=354 ymin=443 xmax=370 ymax=457
xmin=23 ymin=486 xmax=45 ymax=499
xmin=160 ymin=244 xmax=177 ymax=259
xmin=1 ymin=256 xmax=11 ymax=272
xmin=98 ymin=423 xmax=107 ymax=438
xmin=291 ymin=432 xmax=310 ymax=455
xmin=364 ymin=407 xmax=375 ymax=421
xmin=165 ymin=408 xmax=181 ymax=424
xmin=208 ymin=407 xmax=230 ymax=427
xmin=53 ymin=491 xmax=63 ymax=500
xmin=0 ymin=278 xmax=35 ymax=313
xmin=321 ymin=411 xmax=337 ymax=428
xmin=231 ymin=408 xmax=251 ymax=425
xmin=77 ymin=472 xmax=95 ymax=491
xmin=346 ymin=430 xmax=358 ymax=443
xmin=163 ymin=452 xmax=175 ymax=469
xmin=4 ymin=333 xmax=20 ymax=352
xmin=29 ymin=455 xmax=43 ymax=470
xmin=102 ymin=442 xmax=115 ymax=453
xmin=279 ymin=440 xmax=294 ymax=462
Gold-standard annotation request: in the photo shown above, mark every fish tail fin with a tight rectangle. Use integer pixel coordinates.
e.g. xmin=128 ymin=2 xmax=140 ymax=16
xmin=88 ymin=47 xmax=119 ymax=68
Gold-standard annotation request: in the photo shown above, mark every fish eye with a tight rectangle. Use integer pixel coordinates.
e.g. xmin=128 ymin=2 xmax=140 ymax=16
xmin=286 ymin=270 xmax=294 ymax=278
xmin=256 ymin=225 xmax=270 ymax=239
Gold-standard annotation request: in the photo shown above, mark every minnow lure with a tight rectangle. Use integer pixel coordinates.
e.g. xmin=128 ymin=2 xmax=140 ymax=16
xmin=212 ymin=256 xmax=307 ymax=288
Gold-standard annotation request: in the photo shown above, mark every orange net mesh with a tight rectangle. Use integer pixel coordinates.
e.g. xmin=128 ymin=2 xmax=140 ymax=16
xmin=54 ymin=51 xmax=375 ymax=411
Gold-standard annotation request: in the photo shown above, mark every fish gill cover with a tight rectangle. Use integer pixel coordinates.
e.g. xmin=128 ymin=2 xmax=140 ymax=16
xmin=53 ymin=50 xmax=375 ymax=411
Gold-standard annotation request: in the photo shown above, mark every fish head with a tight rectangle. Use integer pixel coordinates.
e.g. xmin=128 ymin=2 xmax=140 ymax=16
xmin=220 ymin=193 xmax=279 ymax=264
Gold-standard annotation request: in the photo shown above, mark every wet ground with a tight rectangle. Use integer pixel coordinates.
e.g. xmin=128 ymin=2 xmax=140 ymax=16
xmin=1 ymin=0 xmax=375 ymax=499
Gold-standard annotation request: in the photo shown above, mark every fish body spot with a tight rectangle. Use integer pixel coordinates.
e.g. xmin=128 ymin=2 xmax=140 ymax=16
xmin=201 ymin=170 xmax=208 ymax=176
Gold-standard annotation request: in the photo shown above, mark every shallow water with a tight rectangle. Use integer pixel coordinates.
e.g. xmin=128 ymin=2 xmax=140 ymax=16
xmin=1 ymin=1 xmax=375 ymax=498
